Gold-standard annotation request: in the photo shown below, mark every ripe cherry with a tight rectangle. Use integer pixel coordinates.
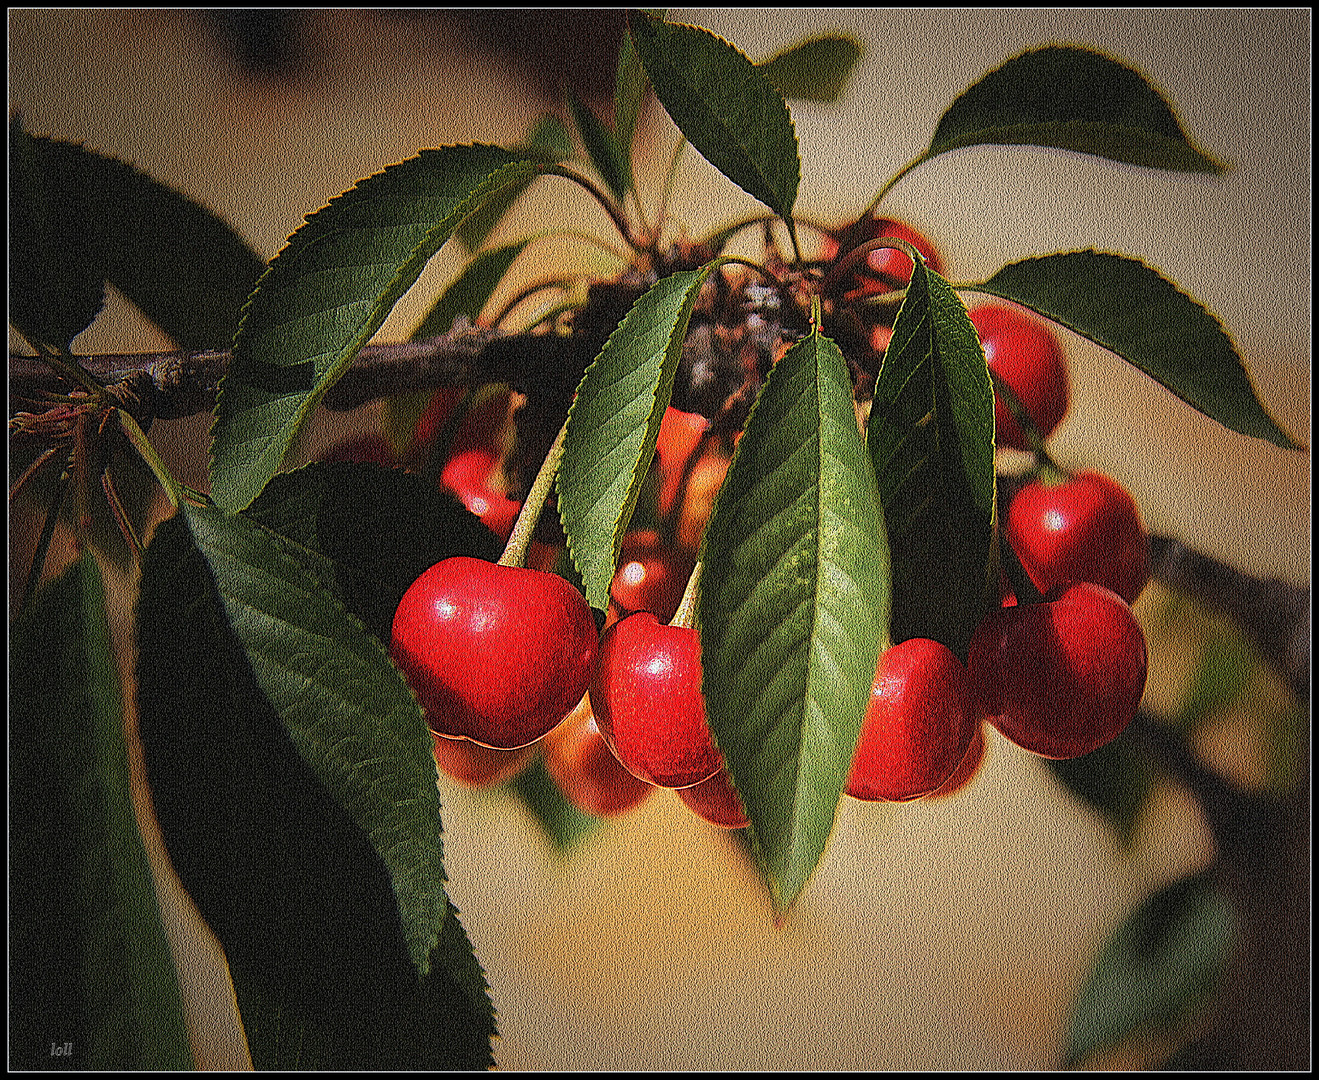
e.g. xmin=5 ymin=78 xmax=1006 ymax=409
xmin=430 ymin=732 xmax=535 ymax=788
xmin=923 ymin=723 xmax=987 ymax=801
xmin=675 ymin=767 xmax=749 ymax=829
xmin=609 ymin=530 xmax=694 ymax=624
xmin=1006 ymin=469 xmax=1150 ymax=605
xmin=968 ymin=580 xmax=1148 ymax=760
xmin=390 ymin=557 xmax=598 ymax=749
xmin=967 ymin=304 xmax=1070 ymax=451
xmin=823 ymin=215 xmax=944 ymax=299
xmin=676 ymin=448 xmax=730 ymax=552
xmin=655 ymin=406 xmax=710 ymax=517
xmin=542 ymin=694 xmax=654 ymax=817
xmin=589 ymin=611 xmax=723 ymax=789
xmin=440 ymin=447 xmax=522 ymax=541
xmin=845 ymin=638 xmax=978 ymax=802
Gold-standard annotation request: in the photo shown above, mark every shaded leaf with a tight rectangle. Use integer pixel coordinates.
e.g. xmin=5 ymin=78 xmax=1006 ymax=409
xmin=456 ymin=114 xmax=572 ymax=252
xmin=558 ymin=265 xmax=717 ymax=611
xmin=1044 ymin=734 xmax=1154 ymax=849
xmin=612 ymin=28 xmax=650 ymax=175
xmin=10 ymin=553 xmax=191 ymax=1070
xmin=136 ymin=500 xmax=496 ymax=1068
xmin=210 ymin=144 xmax=543 ymax=512
xmin=928 ymin=45 xmax=1228 ymax=173
xmin=1063 ymin=869 xmax=1236 ymax=1068
xmin=508 ymin=755 xmax=606 ymax=852
xmin=869 ymin=260 xmax=997 ymax=660
xmin=569 ymin=89 xmax=633 ymax=204
xmin=698 ymin=327 xmax=890 ymax=916
xmin=972 ymin=252 xmax=1301 ymax=449
xmin=757 ymin=34 xmax=864 ymax=103
xmin=629 ymin=11 xmax=800 ymax=220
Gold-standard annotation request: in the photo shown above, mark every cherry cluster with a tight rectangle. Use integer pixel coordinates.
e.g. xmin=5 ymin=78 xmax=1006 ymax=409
xmin=365 ymin=211 xmax=1152 ymax=829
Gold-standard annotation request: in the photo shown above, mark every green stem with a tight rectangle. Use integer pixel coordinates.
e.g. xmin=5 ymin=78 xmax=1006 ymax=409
xmin=542 ymin=164 xmax=642 ymax=252
xmin=498 ymin=415 xmax=569 ymax=569
xmin=115 ymin=408 xmax=183 ymax=510
xmin=864 ymin=150 xmax=931 ymax=218
xmin=671 ymin=560 xmax=702 ymax=630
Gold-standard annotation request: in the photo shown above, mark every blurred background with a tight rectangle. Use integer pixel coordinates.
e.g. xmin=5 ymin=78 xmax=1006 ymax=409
xmin=9 ymin=8 xmax=1309 ymax=1070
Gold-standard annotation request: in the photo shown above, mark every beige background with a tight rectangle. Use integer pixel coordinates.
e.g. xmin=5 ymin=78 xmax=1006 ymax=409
xmin=9 ymin=8 xmax=1309 ymax=1070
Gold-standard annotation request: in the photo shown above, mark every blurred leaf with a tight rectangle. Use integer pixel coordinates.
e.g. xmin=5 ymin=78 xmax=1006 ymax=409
xmin=927 ymin=45 xmax=1228 ymax=173
xmin=1044 ymin=733 xmax=1154 ymax=849
xmin=456 ymin=114 xmax=572 ymax=252
xmin=699 ymin=327 xmax=890 ymax=917
xmin=508 ymin=756 xmax=606 ymax=852
xmin=136 ymin=501 xmax=496 ymax=1068
xmin=613 ymin=28 xmax=650 ymax=175
xmin=869 ymin=260 xmax=997 ymax=660
xmin=757 ymin=34 xmax=864 ymax=103
xmin=411 ymin=239 xmax=531 ymax=341
xmin=10 ymin=553 xmax=192 ymax=1070
xmin=211 ymin=144 xmax=543 ymax=512
xmin=568 ymin=89 xmax=634 ymax=203
xmin=629 ymin=11 xmax=800 ymax=221
xmin=558 ymin=265 xmax=716 ymax=612
xmin=973 ymin=252 xmax=1301 ymax=449
xmin=1063 ymin=869 xmax=1236 ymax=1068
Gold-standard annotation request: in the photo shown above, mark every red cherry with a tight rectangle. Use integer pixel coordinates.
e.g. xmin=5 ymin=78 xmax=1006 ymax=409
xmin=656 ymin=407 xmax=710 ymax=517
xmin=845 ymin=638 xmax=978 ymax=802
xmin=1006 ymin=470 xmax=1150 ymax=605
xmin=823 ymin=216 xmax=944 ymax=299
xmin=967 ymin=304 xmax=1070 ymax=451
xmin=676 ymin=449 xmax=729 ymax=552
xmin=441 ymin=447 xmax=522 ymax=541
xmin=589 ymin=612 xmax=723 ymax=788
xmin=542 ymin=694 xmax=654 ymax=817
xmin=609 ymin=530 xmax=694 ymax=623
xmin=390 ymin=557 xmax=599 ymax=749
xmin=411 ymin=388 xmax=466 ymax=454
xmin=923 ymin=723 xmax=987 ymax=801
xmin=968 ymin=580 xmax=1148 ymax=760
xmin=318 ymin=432 xmax=397 ymax=466
xmin=430 ymin=731 xmax=534 ymax=788
xmin=675 ymin=767 xmax=749 ymax=829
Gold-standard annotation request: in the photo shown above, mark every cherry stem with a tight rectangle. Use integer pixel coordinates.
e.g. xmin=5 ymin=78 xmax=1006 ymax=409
xmin=671 ymin=560 xmax=702 ymax=630
xmin=542 ymin=164 xmax=643 ymax=253
xmin=819 ymin=236 xmax=920 ymax=296
xmin=984 ymin=368 xmax=1068 ymax=479
xmin=116 ymin=407 xmax=183 ymax=510
xmin=498 ymin=414 xmax=569 ymax=569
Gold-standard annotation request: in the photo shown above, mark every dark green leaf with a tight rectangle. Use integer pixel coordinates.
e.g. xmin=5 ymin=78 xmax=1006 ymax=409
xmin=210 ymin=144 xmax=543 ymax=512
xmin=629 ymin=11 xmax=800 ymax=220
xmin=456 ymin=114 xmax=572 ymax=252
xmin=9 ymin=117 xmax=105 ymax=349
xmin=10 ymin=553 xmax=192 ymax=1070
xmin=568 ymin=90 xmax=633 ymax=204
xmin=1044 ymin=734 xmax=1153 ymax=849
xmin=699 ymin=328 xmax=890 ymax=917
xmin=928 ymin=45 xmax=1228 ymax=173
xmin=1063 ymin=869 xmax=1236 ymax=1068
xmin=973 ymin=251 xmax=1301 ymax=449
xmin=558 ymin=265 xmax=717 ymax=611
xmin=869 ymin=261 xmax=998 ymax=660
xmin=613 ymin=28 xmax=650 ymax=174
xmin=757 ymin=34 xmax=864 ymax=103
xmin=508 ymin=755 xmax=606 ymax=852
xmin=136 ymin=500 xmax=496 ymax=1068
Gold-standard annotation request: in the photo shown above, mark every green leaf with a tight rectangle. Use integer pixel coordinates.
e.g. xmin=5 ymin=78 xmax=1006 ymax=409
xmin=508 ymin=755 xmax=607 ymax=852
xmin=456 ymin=114 xmax=572 ymax=252
xmin=136 ymin=498 xmax=496 ymax=1068
xmin=9 ymin=124 xmax=264 ymax=351
xmin=629 ymin=11 xmax=800 ymax=220
xmin=757 ymin=34 xmax=864 ymax=103
xmin=558 ymin=265 xmax=717 ymax=611
xmin=411 ymin=238 xmax=531 ymax=341
xmin=1045 ymin=734 xmax=1154 ymax=849
xmin=698 ymin=327 xmax=890 ymax=917
xmin=568 ymin=89 xmax=634 ymax=204
xmin=10 ymin=553 xmax=192 ymax=1070
xmin=869 ymin=260 xmax=998 ymax=660
xmin=972 ymin=251 xmax=1301 ymax=449
xmin=612 ymin=28 xmax=650 ymax=175
xmin=210 ymin=144 xmax=543 ymax=512
xmin=1063 ymin=869 xmax=1236 ymax=1068
xmin=927 ymin=45 xmax=1229 ymax=173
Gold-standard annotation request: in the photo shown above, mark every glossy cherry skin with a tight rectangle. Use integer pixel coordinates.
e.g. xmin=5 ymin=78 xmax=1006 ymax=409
xmin=845 ymin=638 xmax=978 ymax=802
xmin=440 ymin=447 xmax=522 ymax=542
xmin=430 ymin=732 xmax=534 ymax=788
xmin=390 ymin=557 xmax=598 ymax=749
xmin=923 ymin=723 xmax=987 ymax=801
xmin=609 ymin=530 xmax=694 ymax=624
xmin=967 ymin=304 xmax=1070 ymax=451
xmin=1006 ymin=470 xmax=1150 ymax=606
xmin=675 ymin=767 xmax=749 ymax=829
xmin=542 ymin=694 xmax=654 ymax=817
xmin=590 ymin=612 xmax=723 ymax=789
xmin=823 ymin=216 xmax=944 ymax=298
xmin=968 ymin=580 xmax=1148 ymax=760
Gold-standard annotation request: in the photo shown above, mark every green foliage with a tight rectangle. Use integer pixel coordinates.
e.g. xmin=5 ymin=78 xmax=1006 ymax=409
xmin=756 ymin=34 xmax=864 ymax=103
xmin=558 ymin=265 xmax=718 ymax=611
xmin=10 ymin=554 xmax=192 ymax=1070
xmin=1063 ymin=869 xmax=1236 ymax=1068
xmin=974 ymin=252 xmax=1301 ymax=449
xmin=869 ymin=261 xmax=998 ymax=660
xmin=698 ymin=327 xmax=891 ymax=916
xmin=211 ymin=145 xmax=545 ymax=512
